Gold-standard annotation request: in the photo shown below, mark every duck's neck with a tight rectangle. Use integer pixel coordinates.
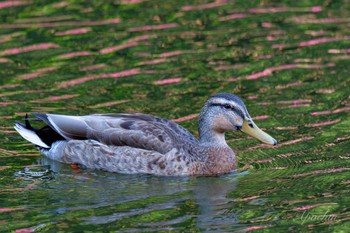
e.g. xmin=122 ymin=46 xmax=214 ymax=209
xmin=198 ymin=113 xmax=228 ymax=147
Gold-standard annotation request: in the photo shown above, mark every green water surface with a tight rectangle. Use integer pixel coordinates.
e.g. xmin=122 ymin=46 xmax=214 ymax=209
xmin=0 ymin=0 xmax=349 ymax=232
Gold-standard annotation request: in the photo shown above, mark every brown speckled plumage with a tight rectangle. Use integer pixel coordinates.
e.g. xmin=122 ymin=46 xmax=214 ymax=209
xmin=14 ymin=93 xmax=277 ymax=176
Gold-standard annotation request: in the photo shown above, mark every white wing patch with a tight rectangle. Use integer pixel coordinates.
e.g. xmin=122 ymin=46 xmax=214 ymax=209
xmin=14 ymin=123 xmax=50 ymax=148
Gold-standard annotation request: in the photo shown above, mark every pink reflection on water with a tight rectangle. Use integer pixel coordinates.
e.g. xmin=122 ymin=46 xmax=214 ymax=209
xmin=1 ymin=182 xmax=35 ymax=191
xmin=58 ymin=69 xmax=140 ymax=88
xmin=0 ymin=1 xmax=29 ymax=9
xmin=294 ymin=17 xmax=350 ymax=24
xmin=100 ymin=42 xmax=138 ymax=54
xmin=266 ymin=35 xmax=277 ymax=41
xmin=0 ymin=129 xmax=16 ymax=134
xmin=172 ymin=114 xmax=198 ymax=123
xmin=0 ymin=32 xmax=22 ymax=43
xmin=226 ymin=77 xmax=239 ymax=82
xmin=271 ymin=43 xmax=286 ymax=49
xmin=250 ymin=6 xmax=284 ymax=12
xmin=138 ymin=58 xmax=169 ymax=65
xmin=294 ymin=168 xmax=350 ymax=178
xmin=0 ymin=166 xmax=11 ymax=170
xmin=120 ymin=0 xmax=145 ymax=4
xmin=256 ymin=101 xmax=272 ymax=106
xmin=252 ymin=115 xmax=270 ymax=120
xmin=310 ymin=110 xmax=331 ymax=116
xmin=128 ymin=23 xmax=177 ymax=32
xmin=154 ymin=78 xmax=182 ymax=85
xmin=88 ymin=100 xmax=129 ymax=108
xmin=262 ymin=22 xmax=273 ymax=28
xmin=332 ymin=54 xmax=350 ymax=61
xmin=159 ymin=50 xmax=183 ymax=57
xmin=0 ymin=58 xmax=11 ymax=63
xmin=306 ymin=119 xmax=340 ymax=127
xmin=276 ymin=126 xmax=298 ymax=130
xmin=0 ymin=83 xmax=20 ymax=89
xmin=52 ymin=1 xmax=70 ymax=8
xmin=311 ymin=6 xmax=322 ymax=12
xmin=279 ymin=136 xmax=314 ymax=146
xmin=333 ymin=107 xmax=350 ymax=114
xmin=18 ymin=67 xmax=58 ymax=80
xmin=248 ymin=136 xmax=314 ymax=151
xmin=182 ymin=0 xmax=227 ymax=11
xmin=0 ymin=101 xmax=19 ymax=106
xmin=310 ymin=107 xmax=350 ymax=115
xmin=248 ymin=95 xmax=258 ymax=100
xmin=15 ymin=228 xmax=35 ymax=233
xmin=79 ymin=63 xmax=107 ymax=71
xmin=248 ymin=6 xmax=321 ymax=13
xmin=256 ymin=54 xmax=272 ymax=59
xmin=328 ymin=48 xmax=350 ymax=54
xmin=293 ymin=58 xmax=321 ymax=63
xmin=143 ymin=70 xmax=157 ymax=74
xmin=57 ymin=51 xmax=92 ymax=59
xmin=0 ymin=207 xmax=24 ymax=213
xmin=179 ymin=31 xmax=197 ymax=37
xmin=305 ymin=30 xmax=327 ymax=36
xmin=278 ymin=99 xmax=312 ymax=105
xmin=0 ymin=43 xmax=59 ymax=56
xmin=243 ymin=226 xmax=268 ymax=231
xmin=0 ymin=147 xmax=19 ymax=155
xmin=255 ymin=158 xmax=276 ymax=164
xmin=0 ymin=18 xmax=121 ymax=28
xmin=246 ymin=63 xmax=335 ymax=80
xmin=128 ymin=34 xmax=155 ymax=42
xmin=289 ymin=104 xmax=311 ymax=108
xmin=299 ymin=36 xmax=350 ymax=47
xmin=237 ymin=196 xmax=259 ymax=201
xmin=55 ymin=27 xmax=91 ymax=36
xmin=275 ymin=81 xmax=303 ymax=90
xmin=293 ymin=203 xmax=337 ymax=211
xmin=219 ymin=13 xmax=247 ymax=21
xmin=0 ymin=38 xmax=9 ymax=43
xmin=31 ymin=94 xmax=79 ymax=103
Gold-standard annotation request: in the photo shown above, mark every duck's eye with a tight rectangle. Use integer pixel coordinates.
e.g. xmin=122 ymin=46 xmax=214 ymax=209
xmin=249 ymin=123 xmax=254 ymax=128
xmin=223 ymin=104 xmax=232 ymax=109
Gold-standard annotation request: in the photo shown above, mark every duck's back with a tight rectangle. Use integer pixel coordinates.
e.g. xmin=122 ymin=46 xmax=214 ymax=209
xmin=34 ymin=113 xmax=198 ymax=154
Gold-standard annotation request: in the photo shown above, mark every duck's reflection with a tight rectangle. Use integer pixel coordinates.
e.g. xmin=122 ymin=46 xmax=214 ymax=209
xmin=38 ymin=157 xmax=242 ymax=231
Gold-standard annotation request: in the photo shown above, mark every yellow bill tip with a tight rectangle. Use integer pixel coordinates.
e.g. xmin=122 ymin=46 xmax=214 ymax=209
xmin=241 ymin=119 xmax=277 ymax=146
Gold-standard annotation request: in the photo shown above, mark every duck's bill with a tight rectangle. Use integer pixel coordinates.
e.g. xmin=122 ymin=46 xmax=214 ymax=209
xmin=241 ymin=120 xmax=277 ymax=145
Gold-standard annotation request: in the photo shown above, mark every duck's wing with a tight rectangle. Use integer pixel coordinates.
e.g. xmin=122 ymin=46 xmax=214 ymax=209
xmin=32 ymin=113 xmax=197 ymax=154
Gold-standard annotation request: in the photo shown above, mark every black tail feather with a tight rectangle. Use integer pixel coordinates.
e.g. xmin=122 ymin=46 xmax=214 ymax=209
xmin=22 ymin=114 xmax=66 ymax=147
xmin=25 ymin=114 xmax=34 ymax=130
xmin=36 ymin=125 xmax=66 ymax=147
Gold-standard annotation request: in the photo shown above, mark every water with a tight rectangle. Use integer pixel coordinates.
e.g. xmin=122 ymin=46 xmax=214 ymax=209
xmin=0 ymin=0 xmax=349 ymax=232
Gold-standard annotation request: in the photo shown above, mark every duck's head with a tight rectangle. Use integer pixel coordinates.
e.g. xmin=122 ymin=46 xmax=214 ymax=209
xmin=199 ymin=93 xmax=277 ymax=146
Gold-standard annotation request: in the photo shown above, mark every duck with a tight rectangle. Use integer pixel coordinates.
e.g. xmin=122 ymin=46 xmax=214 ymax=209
xmin=14 ymin=93 xmax=277 ymax=176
